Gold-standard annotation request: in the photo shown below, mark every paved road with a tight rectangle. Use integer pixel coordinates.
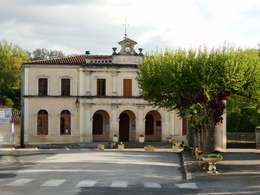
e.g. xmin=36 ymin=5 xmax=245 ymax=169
xmin=184 ymin=149 xmax=260 ymax=195
xmin=0 ymin=149 xmax=198 ymax=195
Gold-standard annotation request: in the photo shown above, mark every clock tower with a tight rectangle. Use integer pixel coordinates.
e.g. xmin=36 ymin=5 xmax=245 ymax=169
xmin=118 ymin=37 xmax=138 ymax=55
xmin=112 ymin=37 xmax=143 ymax=65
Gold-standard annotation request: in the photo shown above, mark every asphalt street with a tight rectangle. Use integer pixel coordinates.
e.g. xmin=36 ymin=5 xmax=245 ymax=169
xmin=2 ymin=148 xmax=259 ymax=195
xmin=0 ymin=149 xmax=197 ymax=195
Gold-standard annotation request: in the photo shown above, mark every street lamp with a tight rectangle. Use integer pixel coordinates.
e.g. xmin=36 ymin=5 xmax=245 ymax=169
xmin=75 ymin=99 xmax=79 ymax=108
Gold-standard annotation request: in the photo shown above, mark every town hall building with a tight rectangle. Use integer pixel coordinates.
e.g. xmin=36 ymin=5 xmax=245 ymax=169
xmin=19 ymin=37 xmax=226 ymax=148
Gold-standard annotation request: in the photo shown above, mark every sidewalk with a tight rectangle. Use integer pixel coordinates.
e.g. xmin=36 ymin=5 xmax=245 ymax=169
xmin=182 ymin=148 xmax=260 ymax=194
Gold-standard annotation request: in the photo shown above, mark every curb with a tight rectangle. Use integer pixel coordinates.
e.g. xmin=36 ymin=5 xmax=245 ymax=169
xmin=181 ymin=151 xmax=192 ymax=181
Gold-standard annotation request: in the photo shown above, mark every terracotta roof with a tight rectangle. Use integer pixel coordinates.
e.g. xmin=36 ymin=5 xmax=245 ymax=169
xmin=12 ymin=111 xmax=21 ymax=123
xmin=24 ymin=55 xmax=87 ymax=65
xmin=86 ymin=55 xmax=112 ymax=59
xmin=0 ymin=105 xmax=12 ymax=108
xmin=23 ymin=54 xmax=114 ymax=65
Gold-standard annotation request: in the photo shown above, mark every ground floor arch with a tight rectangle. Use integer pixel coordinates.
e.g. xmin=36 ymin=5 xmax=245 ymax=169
xmin=92 ymin=110 xmax=110 ymax=142
xmin=145 ymin=110 xmax=162 ymax=142
xmin=119 ymin=110 xmax=136 ymax=142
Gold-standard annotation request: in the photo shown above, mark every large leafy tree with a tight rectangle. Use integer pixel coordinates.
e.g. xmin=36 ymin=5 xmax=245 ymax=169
xmin=26 ymin=48 xmax=65 ymax=61
xmin=137 ymin=45 xmax=260 ymax=153
xmin=0 ymin=40 xmax=30 ymax=105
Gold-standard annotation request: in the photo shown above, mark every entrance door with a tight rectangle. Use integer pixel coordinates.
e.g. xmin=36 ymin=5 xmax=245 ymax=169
xmin=145 ymin=114 xmax=154 ymax=135
xmin=119 ymin=113 xmax=129 ymax=142
xmin=93 ymin=114 xmax=103 ymax=135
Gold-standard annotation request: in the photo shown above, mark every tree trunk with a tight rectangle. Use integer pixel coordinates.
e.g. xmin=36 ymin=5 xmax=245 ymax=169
xmin=185 ymin=110 xmax=193 ymax=150
xmin=198 ymin=128 xmax=203 ymax=151
xmin=193 ymin=127 xmax=198 ymax=148
xmin=203 ymin=121 xmax=215 ymax=154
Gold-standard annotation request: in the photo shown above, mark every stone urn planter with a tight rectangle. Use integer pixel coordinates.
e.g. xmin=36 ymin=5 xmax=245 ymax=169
xmin=144 ymin=146 xmax=155 ymax=151
xmin=113 ymin=136 xmax=119 ymax=143
xmin=202 ymin=157 xmax=223 ymax=173
xmin=118 ymin=144 xmax=124 ymax=151
xmin=172 ymin=145 xmax=179 ymax=151
xmin=139 ymin=136 xmax=145 ymax=143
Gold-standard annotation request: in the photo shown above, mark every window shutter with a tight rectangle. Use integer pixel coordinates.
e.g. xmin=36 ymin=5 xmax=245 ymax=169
xmin=42 ymin=117 xmax=48 ymax=135
xmin=123 ymin=79 xmax=132 ymax=97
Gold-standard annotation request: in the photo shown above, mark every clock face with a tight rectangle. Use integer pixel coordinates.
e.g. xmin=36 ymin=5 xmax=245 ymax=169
xmin=125 ymin=46 xmax=131 ymax=53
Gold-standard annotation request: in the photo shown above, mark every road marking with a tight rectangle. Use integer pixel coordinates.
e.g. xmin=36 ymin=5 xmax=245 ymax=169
xmin=36 ymin=147 xmax=38 ymax=150
xmin=66 ymin=147 xmax=70 ymax=150
xmin=41 ymin=179 xmax=66 ymax=186
xmin=76 ymin=180 xmax=97 ymax=187
xmin=110 ymin=181 xmax=128 ymax=188
xmin=144 ymin=182 xmax=161 ymax=188
xmin=49 ymin=149 xmax=57 ymax=150
xmin=175 ymin=183 xmax=198 ymax=189
xmin=7 ymin=179 xmax=34 ymax=186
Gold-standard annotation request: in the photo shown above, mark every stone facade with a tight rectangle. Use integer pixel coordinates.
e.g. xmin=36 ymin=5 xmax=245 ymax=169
xmin=20 ymin=37 xmax=226 ymax=148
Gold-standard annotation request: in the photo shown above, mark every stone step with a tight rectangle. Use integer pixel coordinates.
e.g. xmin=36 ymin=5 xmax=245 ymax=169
xmin=116 ymin=142 xmax=173 ymax=148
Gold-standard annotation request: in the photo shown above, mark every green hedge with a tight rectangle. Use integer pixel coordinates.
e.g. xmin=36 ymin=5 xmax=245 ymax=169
xmin=227 ymin=107 xmax=260 ymax=132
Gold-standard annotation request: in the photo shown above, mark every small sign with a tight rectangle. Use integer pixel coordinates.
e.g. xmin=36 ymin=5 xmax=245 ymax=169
xmin=132 ymin=124 xmax=136 ymax=133
xmin=0 ymin=111 xmax=4 ymax=118
xmin=0 ymin=118 xmax=7 ymax=124
xmin=157 ymin=126 xmax=161 ymax=132
xmin=0 ymin=109 xmax=11 ymax=118
xmin=106 ymin=124 xmax=110 ymax=133
xmin=5 ymin=111 xmax=10 ymax=118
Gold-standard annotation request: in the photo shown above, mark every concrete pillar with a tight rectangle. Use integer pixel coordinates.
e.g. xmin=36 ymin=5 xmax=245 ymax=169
xmin=84 ymin=104 xmax=92 ymax=142
xmin=138 ymin=106 xmax=145 ymax=137
xmin=161 ymin=118 xmax=165 ymax=141
xmin=85 ymin=70 xmax=92 ymax=96
xmin=24 ymin=98 xmax=29 ymax=143
xmin=111 ymin=105 xmax=118 ymax=139
xmin=112 ymin=70 xmax=118 ymax=96
xmin=214 ymin=111 xmax=227 ymax=149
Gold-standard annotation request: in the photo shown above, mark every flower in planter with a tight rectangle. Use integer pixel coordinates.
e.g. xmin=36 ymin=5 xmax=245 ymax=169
xmin=120 ymin=142 xmax=124 ymax=145
xmin=114 ymin=134 xmax=118 ymax=137
xmin=203 ymin=153 xmax=223 ymax=158
xmin=139 ymin=135 xmax=144 ymax=137
xmin=146 ymin=145 xmax=154 ymax=147
xmin=173 ymin=142 xmax=180 ymax=146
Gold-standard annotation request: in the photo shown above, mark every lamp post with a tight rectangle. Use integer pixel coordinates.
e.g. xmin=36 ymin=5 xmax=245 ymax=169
xmin=75 ymin=99 xmax=79 ymax=108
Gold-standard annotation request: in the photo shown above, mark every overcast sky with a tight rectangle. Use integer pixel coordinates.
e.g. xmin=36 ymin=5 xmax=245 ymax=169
xmin=1 ymin=0 xmax=260 ymax=56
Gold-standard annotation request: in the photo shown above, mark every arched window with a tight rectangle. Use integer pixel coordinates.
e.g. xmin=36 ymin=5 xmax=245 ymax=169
xmin=37 ymin=110 xmax=48 ymax=135
xmin=60 ymin=110 xmax=71 ymax=135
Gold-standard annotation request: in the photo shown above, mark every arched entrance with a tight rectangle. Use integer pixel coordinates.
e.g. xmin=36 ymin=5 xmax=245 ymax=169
xmin=145 ymin=110 xmax=162 ymax=142
xmin=93 ymin=114 xmax=103 ymax=135
xmin=145 ymin=114 xmax=154 ymax=135
xmin=92 ymin=110 xmax=110 ymax=142
xmin=119 ymin=113 xmax=129 ymax=142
